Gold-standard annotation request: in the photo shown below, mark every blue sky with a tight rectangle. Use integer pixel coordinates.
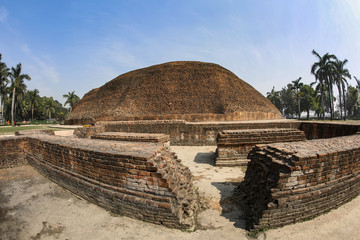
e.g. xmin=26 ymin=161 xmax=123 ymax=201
xmin=1 ymin=0 xmax=360 ymax=105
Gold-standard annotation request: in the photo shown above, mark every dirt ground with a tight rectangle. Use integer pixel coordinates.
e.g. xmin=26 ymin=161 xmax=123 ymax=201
xmin=1 ymin=133 xmax=360 ymax=239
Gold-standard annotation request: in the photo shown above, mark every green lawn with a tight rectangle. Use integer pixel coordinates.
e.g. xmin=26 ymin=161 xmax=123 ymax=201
xmin=0 ymin=125 xmax=70 ymax=135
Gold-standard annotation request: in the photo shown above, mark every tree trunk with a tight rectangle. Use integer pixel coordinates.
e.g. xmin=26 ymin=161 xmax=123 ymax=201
xmin=307 ymin=110 xmax=310 ymax=120
xmin=343 ymin=86 xmax=347 ymax=120
xmin=298 ymin=91 xmax=301 ymax=120
xmin=11 ymin=87 xmax=16 ymax=127
xmin=338 ymin=85 xmax=342 ymax=120
xmin=0 ymin=96 xmax=3 ymax=124
xmin=31 ymin=106 xmax=34 ymax=121
xmin=321 ymin=91 xmax=325 ymax=120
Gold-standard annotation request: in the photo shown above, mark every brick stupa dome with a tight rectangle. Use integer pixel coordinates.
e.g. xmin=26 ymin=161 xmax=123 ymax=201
xmin=66 ymin=61 xmax=282 ymax=124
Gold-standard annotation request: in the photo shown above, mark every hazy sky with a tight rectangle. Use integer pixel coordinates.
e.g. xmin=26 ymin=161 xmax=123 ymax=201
xmin=1 ymin=0 xmax=360 ymax=105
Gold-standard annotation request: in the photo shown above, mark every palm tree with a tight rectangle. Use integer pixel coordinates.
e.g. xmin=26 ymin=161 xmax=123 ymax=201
xmin=266 ymin=86 xmax=282 ymax=113
xmin=354 ymin=76 xmax=360 ymax=90
xmin=0 ymin=54 xmax=10 ymax=124
xmin=311 ymin=50 xmax=336 ymax=120
xmin=292 ymin=77 xmax=303 ymax=119
xmin=9 ymin=63 xmax=31 ymax=126
xmin=334 ymin=59 xmax=351 ymax=120
xmin=63 ymin=90 xmax=80 ymax=112
xmin=27 ymin=89 xmax=40 ymax=121
xmin=43 ymin=97 xmax=56 ymax=120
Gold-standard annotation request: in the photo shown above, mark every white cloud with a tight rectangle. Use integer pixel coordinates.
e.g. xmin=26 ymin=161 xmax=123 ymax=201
xmin=0 ymin=6 xmax=8 ymax=22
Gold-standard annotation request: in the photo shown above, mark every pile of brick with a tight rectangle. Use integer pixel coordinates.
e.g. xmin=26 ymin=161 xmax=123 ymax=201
xmin=216 ymin=128 xmax=306 ymax=166
xmin=237 ymin=134 xmax=360 ymax=229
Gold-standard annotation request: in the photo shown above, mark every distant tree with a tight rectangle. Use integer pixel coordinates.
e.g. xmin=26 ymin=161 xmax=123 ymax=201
xmin=266 ymin=86 xmax=283 ymax=114
xmin=345 ymin=86 xmax=360 ymax=118
xmin=63 ymin=90 xmax=80 ymax=112
xmin=292 ymin=77 xmax=303 ymax=119
xmin=9 ymin=63 xmax=31 ymax=126
xmin=27 ymin=89 xmax=40 ymax=121
xmin=334 ymin=59 xmax=351 ymax=120
xmin=354 ymin=76 xmax=360 ymax=90
xmin=280 ymin=83 xmax=297 ymax=118
xmin=311 ymin=50 xmax=337 ymax=120
xmin=0 ymin=54 xmax=9 ymax=123
xmin=43 ymin=97 xmax=56 ymax=120
xmin=300 ymin=84 xmax=316 ymax=119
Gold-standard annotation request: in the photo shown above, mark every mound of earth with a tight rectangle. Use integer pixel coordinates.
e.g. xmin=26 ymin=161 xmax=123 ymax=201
xmin=66 ymin=61 xmax=281 ymax=124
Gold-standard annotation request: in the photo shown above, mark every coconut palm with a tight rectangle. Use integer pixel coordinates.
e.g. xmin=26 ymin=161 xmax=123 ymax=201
xmin=292 ymin=77 xmax=303 ymax=119
xmin=63 ymin=90 xmax=80 ymax=112
xmin=334 ymin=59 xmax=351 ymax=120
xmin=266 ymin=86 xmax=282 ymax=113
xmin=9 ymin=63 xmax=31 ymax=126
xmin=0 ymin=54 xmax=10 ymax=124
xmin=311 ymin=50 xmax=337 ymax=120
xmin=43 ymin=97 xmax=56 ymax=120
xmin=354 ymin=76 xmax=360 ymax=90
xmin=27 ymin=89 xmax=40 ymax=121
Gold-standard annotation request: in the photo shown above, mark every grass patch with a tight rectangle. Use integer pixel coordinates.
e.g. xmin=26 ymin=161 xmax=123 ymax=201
xmin=0 ymin=125 xmax=69 ymax=135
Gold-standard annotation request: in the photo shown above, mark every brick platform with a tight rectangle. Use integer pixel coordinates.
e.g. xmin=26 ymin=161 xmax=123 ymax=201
xmin=215 ymin=128 xmax=306 ymax=166
xmin=237 ymin=134 xmax=360 ymax=229
xmin=91 ymin=132 xmax=170 ymax=143
xmin=0 ymin=135 xmax=198 ymax=229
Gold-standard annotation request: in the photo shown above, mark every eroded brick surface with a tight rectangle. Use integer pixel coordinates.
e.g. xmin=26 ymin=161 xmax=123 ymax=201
xmin=0 ymin=136 xmax=28 ymax=168
xmin=238 ymin=134 xmax=360 ymax=229
xmin=215 ymin=128 xmax=306 ymax=166
xmin=91 ymin=132 xmax=171 ymax=143
xmin=96 ymin=120 xmax=301 ymax=146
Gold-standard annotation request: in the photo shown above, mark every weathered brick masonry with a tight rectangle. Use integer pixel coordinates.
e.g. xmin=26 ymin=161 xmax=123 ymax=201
xmin=216 ymin=128 xmax=306 ymax=166
xmin=238 ymin=134 xmax=360 ymax=229
xmin=94 ymin=120 xmax=301 ymax=146
xmin=91 ymin=132 xmax=170 ymax=144
xmin=0 ymin=136 xmax=28 ymax=168
xmin=299 ymin=122 xmax=360 ymax=139
xmin=1 ymin=134 xmax=198 ymax=229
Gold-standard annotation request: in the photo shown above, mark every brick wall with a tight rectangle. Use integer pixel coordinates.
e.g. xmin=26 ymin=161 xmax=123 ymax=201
xmin=65 ymin=112 xmax=282 ymax=125
xmin=0 ymin=136 xmax=28 ymax=168
xmin=24 ymin=135 xmax=197 ymax=229
xmin=91 ymin=132 xmax=171 ymax=143
xmin=299 ymin=122 xmax=360 ymax=139
xmin=237 ymin=134 xmax=360 ymax=229
xmin=96 ymin=120 xmax=301 ymax=146
xmin=216 ymin=128 xmax=306 ymax=166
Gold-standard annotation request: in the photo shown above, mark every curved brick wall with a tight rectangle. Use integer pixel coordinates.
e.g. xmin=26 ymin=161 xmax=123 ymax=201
xmin=238 ymin=134 xmax=360 ymax=229
xmin=0 ymin=135 xmax=198 ymax=229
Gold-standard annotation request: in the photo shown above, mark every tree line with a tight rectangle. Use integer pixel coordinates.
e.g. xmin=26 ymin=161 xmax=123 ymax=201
xmin=267 ymin=50 xmax=360 ymax=120
xmin=0 ymin=53 xmax=80 ymax=126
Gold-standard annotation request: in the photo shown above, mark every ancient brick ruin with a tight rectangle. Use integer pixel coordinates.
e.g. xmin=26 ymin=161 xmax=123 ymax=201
xmin=0 ymin=132 xmax=198 ymax=230
xmin=2 ymin=121 xmax=360 ymax=231
xmin=215 ymin=128 xmax=306 ymax=166
xmin=66 ymin=61 xmax=282 ymax=124
xmin=238 ymin=134 xmax=360 ymax=229
xmin=3 ymin=60 xmax=360 ymax=231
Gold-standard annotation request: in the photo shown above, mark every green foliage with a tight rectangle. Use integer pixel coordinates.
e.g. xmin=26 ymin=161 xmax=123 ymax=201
xmin=0 ymin=53 xmax=69 ymax=125
xmin=269 ymin=50 xmax=358 ymax=121
xmin=63 ymin=90 xmax=80 ymax=112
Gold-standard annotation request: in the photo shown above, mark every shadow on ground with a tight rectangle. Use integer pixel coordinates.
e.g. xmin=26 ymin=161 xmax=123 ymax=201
xmin=194 ymin=152 xmax=216 ymax=166
xmin=211 ymin=181 xmax=247 ymax=229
